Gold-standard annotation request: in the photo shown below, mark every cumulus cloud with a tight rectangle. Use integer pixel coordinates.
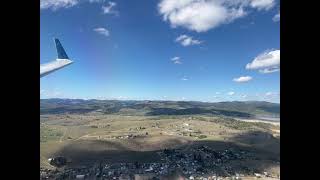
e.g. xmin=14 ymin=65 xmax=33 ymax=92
xmin=273 ymin=11 xmax=280 ymax=22
xmin=171 ymin=56 xmax=182 ymax=64
xmin=93 ymin=27 xmax=110 ymax=37
xmin=175 ymin=35 xmax=202 ymax=46
xmin=233 ymin=76 xmax=252 ymax=83
xmin=102 ymin=1 xmax=118 ymax=15
xmin=158 ymin=0 xmax=275 ymax=32
xmin=227 ymin=91 xmax=235 ymax=96
xmin=246 ymin=49 xmax=280 ymax=74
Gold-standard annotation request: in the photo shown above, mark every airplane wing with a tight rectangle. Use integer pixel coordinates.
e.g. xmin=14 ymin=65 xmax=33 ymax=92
xmin=40 ymin=38 xmax=73 ymax=78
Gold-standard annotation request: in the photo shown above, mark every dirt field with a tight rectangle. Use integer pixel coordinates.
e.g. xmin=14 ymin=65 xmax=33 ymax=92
xmin=40 ymin=114 xmax=280 ymax=179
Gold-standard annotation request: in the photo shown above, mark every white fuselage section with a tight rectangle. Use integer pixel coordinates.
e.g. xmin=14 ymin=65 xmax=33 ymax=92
xmin=40 ymin=59 xmax=73 ymax=78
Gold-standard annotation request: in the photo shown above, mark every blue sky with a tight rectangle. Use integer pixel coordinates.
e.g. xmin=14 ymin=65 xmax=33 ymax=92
xmin=40 ymin=0 xmax=280 ymax=103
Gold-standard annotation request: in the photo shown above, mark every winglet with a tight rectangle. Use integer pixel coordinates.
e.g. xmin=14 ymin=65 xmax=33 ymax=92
xmin=54 ymin=38 xmax=69 ymax=59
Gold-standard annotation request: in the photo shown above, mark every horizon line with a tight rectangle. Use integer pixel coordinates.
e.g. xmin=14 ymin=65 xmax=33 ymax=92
xmin=40 ymin=98 xmax=280 ymax=104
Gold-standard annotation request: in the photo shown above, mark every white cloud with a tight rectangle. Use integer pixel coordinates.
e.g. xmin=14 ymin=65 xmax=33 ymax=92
xmin=241 ymin=94 xmax=247 ymax=98
xmin=40 ymin=0 xmax=107 ymax=10
xmin=264 ymin=91 xmax=280 ymax=101
xmin=259 ymin=67 xmax=279 ymax=74
xmin=171 ymin=56 xmax=180 ymax=61
xmin=265 ymin=91 xmax=279 ymax=96
xmin=171 ymin=56 xmax=182 ymax=64
xmin=181 ymin=76 xmax=189 ymax=81
xmin=161 ymin=96 xmax=169 ymax=100
xmin=158 ymin=0 xmax=275 ymax=32
xmin=40 ymin=0 xmax=80 ymax=10
xmin=89 ymin=0 xmax=105 ymax=2
xmin=265 ymin=92 xmax=272 ymax=96
xmin=215 ymin=92 xmax=220 ymax=95
xmin=102 ymin=1 xmax=118 ymax=15
xmin=233 ymin=76 xmax=252 ymax=83
xmin=116 ymin=96 xmax=130 ymax=100
xmin=250 ymin=0 xmax=275 ymax=10
xmin=93 ymin=27 xmax=110 ymax=37
xmin=95 ymin=96 xmax=107 ymax=100
xmin=273 ymin=11 xmax=280 ymax=22
xmin=158 ymin=0 xmax=246 ymax=32
xmin=227 ymin=91 xmax=235 ymax=96
xmin=246 ymin=49 xmax=280 ymax=74
xmin=175 ymin=35 xmax=202 ymax=46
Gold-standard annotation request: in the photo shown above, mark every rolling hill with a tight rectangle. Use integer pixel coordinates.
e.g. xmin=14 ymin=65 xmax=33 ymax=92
xmin=40 ymin=99 xmax=279 ymax=120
